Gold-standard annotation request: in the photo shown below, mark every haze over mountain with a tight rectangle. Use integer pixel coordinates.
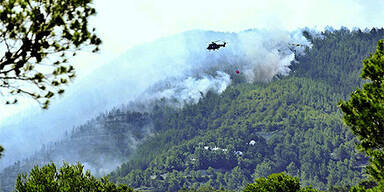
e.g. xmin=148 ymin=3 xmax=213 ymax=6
xmin=104 ymin=28 xmax=384 ymax=191
xmin=0 ymin=29 xmax=311 ymax=170
xmin=1 ymin=0 xmax=383 ymax=121
xmin=1 ymin=0 xmax=383 ymax=166
xmin=1 ymin=1 xmax=384 ymax=192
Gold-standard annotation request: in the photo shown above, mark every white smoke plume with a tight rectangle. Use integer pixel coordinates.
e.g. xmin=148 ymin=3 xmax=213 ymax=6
xmin=140 ymin=71 xmax=230 ymax=108
xmin=0 ymin=29 xmax=311 ymax=171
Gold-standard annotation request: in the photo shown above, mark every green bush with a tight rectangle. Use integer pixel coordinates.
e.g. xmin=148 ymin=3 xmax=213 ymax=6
xmin=243 ymin=172 xmax=321 ymax=192
xmin=15 ymin=162 xmax=133 ymax=192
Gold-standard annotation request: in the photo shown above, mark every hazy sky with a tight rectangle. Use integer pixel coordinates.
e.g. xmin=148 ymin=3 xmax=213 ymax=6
xmin=1 ymin=0 xmax=384 ymax=124
xmin=92 ymin=0 xmax=384 ymax=54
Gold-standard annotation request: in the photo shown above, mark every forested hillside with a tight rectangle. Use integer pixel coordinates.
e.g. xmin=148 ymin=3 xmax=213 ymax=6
xmin=107 ymin=28 xmax=384 ymax=191
xmin=0 ymin=110 xmax=152 ymax=192
xmin=1 ymin=28 xmax=384 ymax=192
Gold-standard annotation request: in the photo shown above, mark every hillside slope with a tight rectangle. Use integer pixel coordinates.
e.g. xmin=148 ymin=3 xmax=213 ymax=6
xmin=1 ymin=28 xmax=384 ymax=192
xmin=0 ymin=28 xmax=310 ymax=192
xmin=108 ymin=28 xmax=384 ymax=191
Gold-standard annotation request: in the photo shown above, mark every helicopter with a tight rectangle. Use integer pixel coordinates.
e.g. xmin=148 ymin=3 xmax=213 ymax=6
xmin=289 ymin=43 xmax=304 ymax=47
xmin=207 ymin=41 xmax=227 ymax=51
xmin=206 ymin=40 xmax=239 ymax=74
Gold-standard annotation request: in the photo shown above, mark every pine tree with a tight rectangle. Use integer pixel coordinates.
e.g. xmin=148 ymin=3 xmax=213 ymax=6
xmin=339 ymin=39 xmax=384 ymax=181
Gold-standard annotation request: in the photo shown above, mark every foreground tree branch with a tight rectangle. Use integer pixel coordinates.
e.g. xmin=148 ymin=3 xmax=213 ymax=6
xmin=0 ymin=0 xmax=101 ymax=109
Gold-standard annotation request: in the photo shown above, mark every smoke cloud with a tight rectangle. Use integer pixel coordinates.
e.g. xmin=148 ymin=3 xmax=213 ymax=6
xmin=140 ymin=71 xmax=230 ymax=108
xmin=0 ymin=29 xmax=311 ymax=172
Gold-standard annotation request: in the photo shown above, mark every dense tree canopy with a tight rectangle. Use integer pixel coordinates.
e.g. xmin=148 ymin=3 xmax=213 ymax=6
xmin=106 ymin=28 xmax=384 ymax=191
xmin=2 ymin=28 xmax=384 ymax=192
xmin=339 ymin=39 xmax=384 ymax=151
xmin=339 ymin=39 xmax=384 ymax=181
xmin=243 ymin=172 xmax=319 ymax=192
xmin=0 ymin=0 xmax=101 ymax=108
xmin=15 ymin=162 xmax=133 ymax=192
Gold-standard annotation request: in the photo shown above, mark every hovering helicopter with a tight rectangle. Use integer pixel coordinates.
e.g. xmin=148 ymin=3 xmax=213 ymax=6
xmin=207 ymin=41 xmax=227 ymax=51
xmin=206 ymin=40 xmax=239 ymax=74
xmin=288 ymin=43 xmax=307 ymax=49
xmin=289 ymin=43 xmax=304 ymax=47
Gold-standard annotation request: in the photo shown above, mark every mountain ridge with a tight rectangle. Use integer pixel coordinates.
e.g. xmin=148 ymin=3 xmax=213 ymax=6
xmin=2 ymin=28 xmax=384 ymax=192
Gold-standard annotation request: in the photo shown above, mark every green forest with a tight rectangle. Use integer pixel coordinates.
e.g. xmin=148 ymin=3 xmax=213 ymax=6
xmin=2 ymin=28 xmax=384 ymax=192
xmin=105 ymin=28 xmax=384 ymax=191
